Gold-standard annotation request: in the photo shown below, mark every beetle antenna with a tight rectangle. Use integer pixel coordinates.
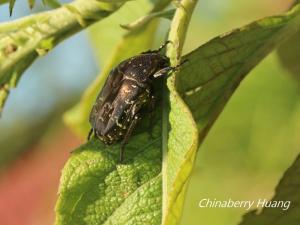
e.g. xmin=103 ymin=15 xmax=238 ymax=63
xmin=142 ymin=41 xmax=173 ymax=54
xmin=178 ymin=59 xmax=189 ymax=67
xmin=171 ymin=59 xmax=189 ymax=72
xmin=156 ymin=40 xmax=173 ymax=52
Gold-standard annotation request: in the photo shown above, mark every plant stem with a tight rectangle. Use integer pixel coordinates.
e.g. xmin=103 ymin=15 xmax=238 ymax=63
xmin=167 ymin=0 xmax=198 ymax=64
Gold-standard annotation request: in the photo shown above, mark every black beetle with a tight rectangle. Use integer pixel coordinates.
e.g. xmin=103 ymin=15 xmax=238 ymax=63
xmin=88 ymin=41 xmax=183 ymax=161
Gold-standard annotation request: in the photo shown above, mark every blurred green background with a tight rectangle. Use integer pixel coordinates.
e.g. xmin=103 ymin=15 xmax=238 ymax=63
xmin=0 ymin=0 xmax=299 ymax=225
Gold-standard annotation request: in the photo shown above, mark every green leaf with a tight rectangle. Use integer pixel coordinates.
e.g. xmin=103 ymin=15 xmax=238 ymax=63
xmin=239 ymin=155 xmax=300 ymax=225
xmin=63 ymin=0 xmax=172 ymax=137
xmin=42 ymin=0 xmax=61 ymax=8
xmin=28 ymin=0 xmax=36 ymax=9
xmin=55 ymin=124 xmax=163 ymax=225
xmin=0 ymin=0 xmax=9 ymax=5
xmin=278 ymin=31 xmax=300 ymax=83
xmin=178 ymin=4 xmax=300 ymax=132
xmin=164 ymin=3 xmax=300 ymax=224
xmin=0 ymin=0 xmax=124 ymax=115
xmin=9 ymin=0 xmax=15 ymax=16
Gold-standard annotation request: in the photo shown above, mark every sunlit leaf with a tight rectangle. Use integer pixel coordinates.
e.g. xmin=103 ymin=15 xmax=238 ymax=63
xmin=55 ymin=123 xmax=163 ymax=225
xmin=164 ymin=3 xmax=300 ymax=224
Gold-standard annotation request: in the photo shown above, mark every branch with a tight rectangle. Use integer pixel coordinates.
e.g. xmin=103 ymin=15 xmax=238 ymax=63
xmin=0 ymin=0 xmax=126 ymax=115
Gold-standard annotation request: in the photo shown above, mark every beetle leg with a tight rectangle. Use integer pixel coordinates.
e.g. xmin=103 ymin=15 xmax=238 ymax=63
xmin=141 ymin=40 xmax=172 ymax=54
xmin=153 ymin=66 xmax=177 ymax=78
xmin=87 ymin=128 xmax=94 ymax=141
xmin=153 ymin=59 xmax=189 ymax=78
xmin=148 ymin=94 xmax=156 ymax=112
xmin=120 ymin=113 xmax=141 ymax=162
xmin=152 ymin=67 xmax=172 ymax=78
xmin=147 ymin=94 xmax=156 ymax=139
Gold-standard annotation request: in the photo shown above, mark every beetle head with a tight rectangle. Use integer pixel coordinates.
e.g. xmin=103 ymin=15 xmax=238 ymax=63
xmin=150 ymin=54 xmax=171 ymax=79
xmin=157 ymin=54 xmax=170 ymax=69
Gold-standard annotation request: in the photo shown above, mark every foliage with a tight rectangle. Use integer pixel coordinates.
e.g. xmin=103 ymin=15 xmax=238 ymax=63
xmin=278 ymin=30 xmax=300 ymax=82
xmin=1 ymin=1 xmax=300 ymax=225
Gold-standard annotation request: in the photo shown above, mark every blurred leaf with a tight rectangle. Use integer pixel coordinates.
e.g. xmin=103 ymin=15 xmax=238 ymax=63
xmin=9 ymin=0 xmax=15 ymax=16
xmin=277 ymin=0 xmax=300 ymax=83
xmin=89 ymin=0 xmax=171 ymax=67
xmin=0 ymin=0 xmax=124 ymax=115
xmin=278 ymin=31 xmax=300 ymax=82
xmin=6 ymin=0 xmax=61 ymax=13
xmin=120 ymin=8 xmax=175 ymax=30
xmin=0 ymin=0 xmax=9 ymax=5
xmin=42 ymin=0 xmax=61 ymax=8
xmin=90 ymin=1 xmax=156 ymax=67
xmin=28 ymin=0 xmax=36 ymax=9
xmin=239 ymin=155 xmax=300 ymax=225
xmin=64 ymin=0 xmax=172 ymax=137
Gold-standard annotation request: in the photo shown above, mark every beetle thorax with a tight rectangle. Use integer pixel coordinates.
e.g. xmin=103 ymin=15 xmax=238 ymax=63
xmin=122 ymin=53 xmax=170 ymax=85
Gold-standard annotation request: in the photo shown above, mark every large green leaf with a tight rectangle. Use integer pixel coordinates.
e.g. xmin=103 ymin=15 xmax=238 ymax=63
xmin=56 ymin=3 xmax=300 ymax=225
xmin=0 ymin=0 xmax=125 ymax=115
xmin=178 ymin=4 xmax=300 ymax=131
xmin=239 ymin=155 xmax=300 ymax=225
xmin=164 ymin=3 xmax=300 ymax=224
xmin=55 ymin=123 xmax=163 ymax=225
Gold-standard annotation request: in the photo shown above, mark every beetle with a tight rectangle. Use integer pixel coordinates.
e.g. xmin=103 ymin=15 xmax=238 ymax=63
xmin=88 ymin=41 xmax=183 ymax=162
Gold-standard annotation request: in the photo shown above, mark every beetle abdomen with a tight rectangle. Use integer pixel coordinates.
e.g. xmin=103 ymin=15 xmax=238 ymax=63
xmin=94 ymin=78 xmax=151 ymax=144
